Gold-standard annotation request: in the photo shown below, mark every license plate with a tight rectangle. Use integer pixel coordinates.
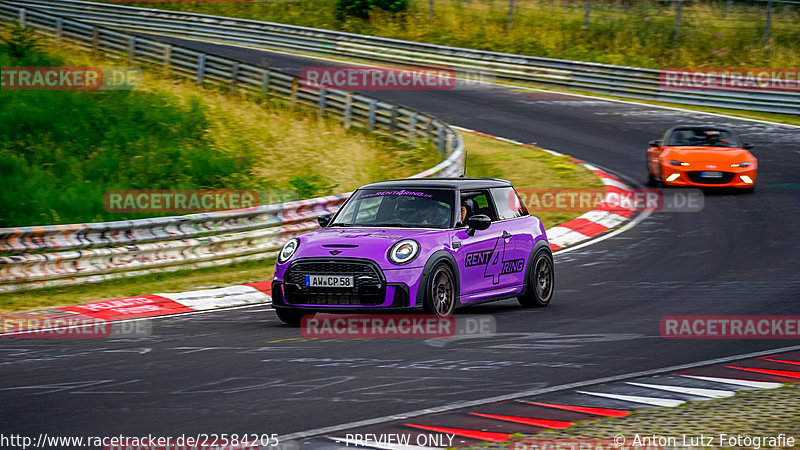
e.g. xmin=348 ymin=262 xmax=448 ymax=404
xmin=700 ymin=171 xmax=723 ymax=178
xmin=305 ymin=275 xmax=354 ymax=288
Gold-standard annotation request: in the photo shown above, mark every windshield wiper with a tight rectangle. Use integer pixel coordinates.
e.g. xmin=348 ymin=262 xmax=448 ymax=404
xmin=368 ymin=223 xmax=416 ymax=228
xmin=327 ymin=223 xmax=351 ymax=227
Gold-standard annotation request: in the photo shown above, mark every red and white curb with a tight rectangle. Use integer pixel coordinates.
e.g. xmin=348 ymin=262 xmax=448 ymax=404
xmin=456 ymin=127 xmax=638 ymax=252
xmin=5 ymin=131 xmax=639 ymax=328
xmin=3 ymin=282 xmax=273 ymax=327
xmin=298 ymin=347 xmax=800 ymax=449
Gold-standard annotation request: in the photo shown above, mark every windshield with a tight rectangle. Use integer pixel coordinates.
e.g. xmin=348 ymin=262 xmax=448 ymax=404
xmin=664 ymin=129 xmax=740 ymax=147
xmin=330 ymin=188 xmax=455 ymax=229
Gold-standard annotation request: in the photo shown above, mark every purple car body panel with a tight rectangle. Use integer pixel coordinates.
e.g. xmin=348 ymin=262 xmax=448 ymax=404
xmin=273 ymin=227 xmax=447 ymax=308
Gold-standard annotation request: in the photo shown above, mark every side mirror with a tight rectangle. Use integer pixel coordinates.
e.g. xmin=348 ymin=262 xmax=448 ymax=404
xmin=317 ymin=214 xmax=332 ymax=228
xmin=742 ymin=142 xmax=754 ymax=150
xmin=648 ymin=139 xmax=662 ymax=147
xmin=465 ymin=214 xmax=491 ymax=236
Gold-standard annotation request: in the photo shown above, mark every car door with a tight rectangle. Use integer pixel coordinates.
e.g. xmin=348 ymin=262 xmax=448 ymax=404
xmin=488 ymin=187 xmax=532 ymax=288
xmin=452 ymin=190 xmax=518 ymax=302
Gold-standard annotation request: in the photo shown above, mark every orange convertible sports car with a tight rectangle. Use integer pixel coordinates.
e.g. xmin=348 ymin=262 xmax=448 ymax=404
xmin=647 ymin=126 xmax=757 ymax=190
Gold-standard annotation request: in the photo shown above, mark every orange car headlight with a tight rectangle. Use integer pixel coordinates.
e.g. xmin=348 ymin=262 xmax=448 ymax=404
xmin=669 ymin=160 xmax=690 ymax=166
xmin=731 ymin=162 xmax=751 ymax=168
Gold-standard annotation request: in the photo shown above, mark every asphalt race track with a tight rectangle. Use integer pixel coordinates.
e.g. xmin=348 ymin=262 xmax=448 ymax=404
xmin=2 ymin=35 xmax=799 ymax=446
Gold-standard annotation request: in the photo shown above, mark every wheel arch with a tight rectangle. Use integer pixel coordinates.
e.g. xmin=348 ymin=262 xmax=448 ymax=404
xmin=519 ymin=238 xmax=553 ymax=298
xmin=415 ymin=249 xmax=460 ymax=308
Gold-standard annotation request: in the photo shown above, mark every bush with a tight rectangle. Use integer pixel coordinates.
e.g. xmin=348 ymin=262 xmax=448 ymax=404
xmin=335 ymin=0 xmax=408 ymax=20
xmin=288 ymin=174 xmax=339 ymax=199
xmin=1 ymin=22 xmax=40 ymax=59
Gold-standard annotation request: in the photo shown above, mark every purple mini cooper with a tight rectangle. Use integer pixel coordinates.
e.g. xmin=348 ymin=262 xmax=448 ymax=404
xmin=271 ymin=178 xmax=554 ymax=325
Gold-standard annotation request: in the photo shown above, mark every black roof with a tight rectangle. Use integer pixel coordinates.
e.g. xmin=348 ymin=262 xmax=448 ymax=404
xmin=360 ymin=177 xmax=513 ymax=190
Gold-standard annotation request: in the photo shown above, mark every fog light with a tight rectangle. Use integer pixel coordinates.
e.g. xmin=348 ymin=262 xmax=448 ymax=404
xmin=740 ymin=175 xmax=753 ymax=184
xmin=666 ymin=173 xmax=681 ymax=182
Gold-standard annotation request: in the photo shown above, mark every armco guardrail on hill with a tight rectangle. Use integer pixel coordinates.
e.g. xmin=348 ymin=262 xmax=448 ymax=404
xmin=0 ymin=3 xmax=464 ymax=292
xmin=6 ymin=0 xmax=800 ymax=115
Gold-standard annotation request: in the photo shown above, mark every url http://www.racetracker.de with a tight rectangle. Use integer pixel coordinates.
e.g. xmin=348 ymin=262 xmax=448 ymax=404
xmin=0 ymin=433 xmax=280 ymax=449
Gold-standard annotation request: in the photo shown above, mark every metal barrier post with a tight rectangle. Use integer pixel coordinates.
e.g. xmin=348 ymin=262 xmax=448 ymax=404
xmin=343 ymin=93 xmax=353 ymax=129
xmin=163 ymin=44 xmax=172 ymax=74
xmin=367 ymin=100 xmax=377 ymax=130
xmin=128 ymin=35 xmax=136 ymax=64
xmin=196 ymin=53 xmax=206 ymax=85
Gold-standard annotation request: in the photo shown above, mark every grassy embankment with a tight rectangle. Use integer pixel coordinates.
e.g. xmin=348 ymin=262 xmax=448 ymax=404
xmin=0 ymin=36 xmax=441 ymax=227
xmin=108 ymin=0 xmax=800 ymax=69
xmin=0 ymin=29 xmax=601 ymax=313
xmin=103 ymin=0 xmax=800 ymax=126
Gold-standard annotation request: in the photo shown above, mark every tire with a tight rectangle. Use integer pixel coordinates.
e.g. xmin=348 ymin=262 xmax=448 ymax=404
xmin=275 ymin=308 xmax=312 ymax=326
xmin=423 ymin=263 xmax=457 ymax=317
xmin=518 ymin=250 xmax=554 ymax=308
xmin=650 ymin=162 xmax=666 ymax=188
xmin=646 ymin=158 xmax=656 ymax=187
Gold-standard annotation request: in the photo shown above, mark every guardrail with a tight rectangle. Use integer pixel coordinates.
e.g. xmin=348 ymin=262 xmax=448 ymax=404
xmin=0 ymin=3 xmax=464 ymax=292
xmin=6 ymin=0 xmax=800 ymax=115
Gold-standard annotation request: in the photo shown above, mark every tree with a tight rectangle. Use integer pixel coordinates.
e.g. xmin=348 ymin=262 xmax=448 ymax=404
xmin=1 ymin=23 xmax=41 ymax=59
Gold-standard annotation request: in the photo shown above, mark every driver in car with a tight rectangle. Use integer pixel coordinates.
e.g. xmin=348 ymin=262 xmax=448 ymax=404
xmin=460 ymin=198 xmax=475 ymax=225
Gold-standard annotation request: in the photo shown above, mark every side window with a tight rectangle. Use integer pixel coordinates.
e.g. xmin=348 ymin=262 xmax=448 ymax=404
xmin=491 ymin=187 xmax=529 ymax=220
xmin=461 ymin=190 xmax=498 ymax=222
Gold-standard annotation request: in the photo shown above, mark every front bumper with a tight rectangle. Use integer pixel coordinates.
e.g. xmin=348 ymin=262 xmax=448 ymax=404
xmin=661 ymin=167 xmax=757 ymax=188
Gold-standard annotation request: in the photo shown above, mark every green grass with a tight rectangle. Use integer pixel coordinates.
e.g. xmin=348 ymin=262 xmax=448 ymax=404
xmin=0 ymin=37 xmax=440 ymax=227
xmin=101 ymin=0 xmax=800 ymax=69
xmin=462 ymin=132 xmax=604 ymax=228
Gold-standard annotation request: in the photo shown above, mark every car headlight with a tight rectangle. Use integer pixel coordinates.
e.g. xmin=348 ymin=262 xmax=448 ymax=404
xmin=731 ymin=162 xmax=751 ymax=168
xmin=669 ymin=160 xmax=690 ymax=166
xmin=277 ymin=238 xmax=299 ymax=264
xmin=388 ymin=239 xmax=420 ymax=265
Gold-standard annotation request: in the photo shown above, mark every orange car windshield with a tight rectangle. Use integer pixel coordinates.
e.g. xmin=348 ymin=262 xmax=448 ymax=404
xmin=665 ymin=129 xmax=739 ymax=147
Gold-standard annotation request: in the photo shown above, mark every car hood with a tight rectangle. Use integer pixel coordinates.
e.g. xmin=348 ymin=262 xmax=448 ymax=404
xmin=293 ymin=227 xmax=442 ymax=260
xmin=662 ymin=146 xmax=756 ymax=165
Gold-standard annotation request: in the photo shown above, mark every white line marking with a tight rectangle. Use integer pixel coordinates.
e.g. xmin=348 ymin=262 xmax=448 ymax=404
xmin=579 ymin=210 xmax=629 ymax=229
xmin=577 ymin=391 xmax=685 ymax=407
xmin=160 ymin=285 xmax=270 ymax=310
xmin=276 ymin=344 xmax=800 ymax=442
xmin=678 ymin=375 xmax=783 ymax=389
xmin=626 ymin=382 xmax=735 ymax=398
xmin=600 ymin=177 xmax=632 ymax=191
xmin=547 ymin=227 xmax=593 ymax=247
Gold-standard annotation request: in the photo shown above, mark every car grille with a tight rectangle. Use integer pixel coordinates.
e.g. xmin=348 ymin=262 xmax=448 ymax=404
xmin=283 ymin=259 xmax=385 ymax=306
xmin=687 ymin=171 xmax=735 ymax=184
